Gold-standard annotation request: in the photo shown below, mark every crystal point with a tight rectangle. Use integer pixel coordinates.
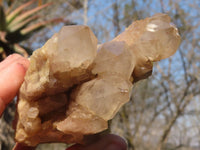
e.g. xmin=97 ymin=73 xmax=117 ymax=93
xmin=114 ymin=13 xmax=181 ymax=80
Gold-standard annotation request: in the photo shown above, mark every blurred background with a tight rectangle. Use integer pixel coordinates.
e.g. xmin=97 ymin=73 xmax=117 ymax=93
xmin=0 ymin=0 xmax=199 ymax=150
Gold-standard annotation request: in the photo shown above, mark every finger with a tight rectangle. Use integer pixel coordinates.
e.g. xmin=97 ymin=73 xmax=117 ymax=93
xmin=12 ymin=143 xmax=36 ymax=150
xmin=0 ymin=54 xmax=28 ymax=71
xmin=66 ymin=134 xmax=127 ymax=150
xmin=0 ymin=54 xmax=21 ymax=70
xmin=0 ymin=54 xmax=29 ymax=116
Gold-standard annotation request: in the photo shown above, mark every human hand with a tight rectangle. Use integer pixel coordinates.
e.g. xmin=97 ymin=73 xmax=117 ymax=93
xmin=0 ymin=54 xmax=127 ymax=150
xmin=0 ymin=54 xmax=29 ymax=116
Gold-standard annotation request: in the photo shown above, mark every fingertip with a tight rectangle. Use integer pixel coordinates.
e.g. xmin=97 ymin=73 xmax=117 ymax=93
xmin=0 ymin=54 xmax=29 ymax=71
xmin=0 ymin=54 xmax=22 ymax=70
xmin=6 ymin=62 xmax=27 ymax=91
xmin=0 ymin=57 xmax=29 ymax=115
xmin=17 ymin=57 xmax=30 ymax=71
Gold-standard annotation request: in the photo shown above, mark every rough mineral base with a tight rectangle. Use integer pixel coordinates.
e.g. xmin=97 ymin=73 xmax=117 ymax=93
xmin=15 ymin=13 xmax=181 ymax=146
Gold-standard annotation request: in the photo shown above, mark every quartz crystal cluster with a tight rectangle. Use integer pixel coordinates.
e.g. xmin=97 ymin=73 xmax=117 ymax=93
xmin=15 ymin=13 xmax=181 ymax=146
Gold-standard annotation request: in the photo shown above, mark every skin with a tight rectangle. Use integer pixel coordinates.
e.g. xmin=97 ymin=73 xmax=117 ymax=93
xmin=0 ymin=54 xmax=127 ymax=150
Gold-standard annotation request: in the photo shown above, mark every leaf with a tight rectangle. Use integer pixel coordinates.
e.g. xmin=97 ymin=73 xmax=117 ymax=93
xmin=13 ymin=44 xmax=29 ymax=57
xmin=0 ymin=46 xmax=4 ymax=53
xmin=8 ymin=15 xmax=39 ymax=32
xmin=21 ymin=18 xmax=63 ymax=35
xmin=0 ymin=31 xmax=7 ymax=42
xmin=8 ymin=2 xmax=52 ymax=28
xmin=5 ymin=1 xmax=14 ymax=15
xmin=5 ymin=18 xmax=62 ymax=44
xmin=0 ymin=5 xmax=6 ymax=31
xmin=6 ymin=0 xmax=36 ymax=25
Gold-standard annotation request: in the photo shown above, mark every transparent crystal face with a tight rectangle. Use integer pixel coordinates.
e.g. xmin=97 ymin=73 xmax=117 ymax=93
xmin=92 ymin=41 xmax=135 ymax=79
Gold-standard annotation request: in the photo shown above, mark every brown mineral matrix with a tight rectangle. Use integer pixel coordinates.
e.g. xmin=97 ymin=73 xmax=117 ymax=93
xmin=15 ymin=14 xmax=181 ymax=146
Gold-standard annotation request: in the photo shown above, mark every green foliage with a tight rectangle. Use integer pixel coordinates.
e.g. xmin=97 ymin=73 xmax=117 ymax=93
xmin=0 ymin=0 xmax=62 ymax=61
